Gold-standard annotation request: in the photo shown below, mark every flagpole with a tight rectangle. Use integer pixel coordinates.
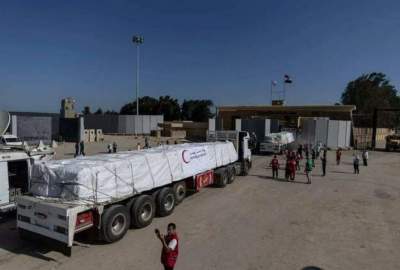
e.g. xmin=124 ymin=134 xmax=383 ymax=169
xmin=270 ymin=81 xmax=273 ymax=105
xmin=283 ymin=79 xmax=286 ymax=103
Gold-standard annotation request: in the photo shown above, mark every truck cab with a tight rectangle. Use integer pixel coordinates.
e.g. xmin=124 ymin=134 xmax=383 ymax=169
xmin=0 ymin=149 xmax=32 ymax=212
xmin=0 ymin=134 xmax=23 ymax=147
xmin=207 ymin=130 xmax=252 ymax=174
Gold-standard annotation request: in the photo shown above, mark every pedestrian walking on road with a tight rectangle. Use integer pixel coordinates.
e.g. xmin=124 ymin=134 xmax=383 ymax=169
xmin=362 ymin=150 xmax=369 ymax=166
xmin=320 ymin=154 xmax=327 ymax=176
xmin=295 ymin=152 xmax=301 ymax=170
xmin=270 ymin=155 xmax=280 ymax=179
xmin=144 ymin=136 xmax=150 ymax=148
xmin=112 ymin=141 xmax=117 ymax=153
xmin=107 ymin=143 xmax=112 ymax=153
xmin=74 ymin=141 xmax=80 ymax=157
xmin=311 ymin=148 xmax=316 ymax=168
xmin=288 ymin=156 xmax=296 ymax=181
xmin=305 ymin=157 xmax=313 ymax=184
xmin=79 ymin=141 xmax=85 ymax=156
xmin=353 ymin=153 xmax=360 ymax=174
xmin=156 ymin=223 xmax=179 ymax=270
xmin=336 ymin=148 xmax=342 ymax=165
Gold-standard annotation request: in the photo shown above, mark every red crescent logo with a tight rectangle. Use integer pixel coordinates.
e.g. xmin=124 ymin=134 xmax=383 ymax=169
xmin=182 ymin=150 xmax=190 ymax=163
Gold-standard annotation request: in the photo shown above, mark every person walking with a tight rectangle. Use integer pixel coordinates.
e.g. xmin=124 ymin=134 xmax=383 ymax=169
xmin=79 ymin=141 xmax=85 ymax=156
xmin=305 ymin=157 xmax=313 ymax=184
xmin=311 ymin=148 xmax=316 ymax=168
xmin=270 ymin=155 xmax=280 ymax=179
xmin=74 ymin=141 xmax=80 ymax=158
xmin=288 ymin=156 xmax=296 ymax=181
xmin=144 ymin=136 xmax=150 ymax=149
xmin=297 ymin=145 xmax=303 ymax=159
xmin=353 ymin=153 xmax=360 ymax=174
xmin=107 ymin=143 xmax=112 ymax=153
xmin=112 ymin=141 xmax=117 ymax=153
xmin=362 ymin=150 xmax=369 ymax=166
xmin=320 ymin=153 xmax=327 ymax=176
xmin=285 ymin=158 xmax=290 ymax=181
xmin=156 ymin=223 xmax=179 ymax=270
xmin=295 ymin=152 xmax=301 ymax=171
xmin=336 ymin=148 xmax=342 ymax=165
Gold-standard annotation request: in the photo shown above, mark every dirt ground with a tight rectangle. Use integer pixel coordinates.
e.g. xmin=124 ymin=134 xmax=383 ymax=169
xmin=1 ymin=148 xmax=400 ymax=270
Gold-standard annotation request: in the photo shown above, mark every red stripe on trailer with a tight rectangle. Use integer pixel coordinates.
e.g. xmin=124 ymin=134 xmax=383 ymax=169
xmin=195 ymin=170 xmax=214 ymax=191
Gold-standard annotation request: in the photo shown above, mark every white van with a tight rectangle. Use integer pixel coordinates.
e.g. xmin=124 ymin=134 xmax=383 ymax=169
xmin=0 ymin=149 xmax=32 ymax=212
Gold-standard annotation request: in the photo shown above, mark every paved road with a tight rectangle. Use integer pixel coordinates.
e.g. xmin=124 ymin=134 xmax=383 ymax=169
xmin=0 ymin=151 xmax=399 ymax=270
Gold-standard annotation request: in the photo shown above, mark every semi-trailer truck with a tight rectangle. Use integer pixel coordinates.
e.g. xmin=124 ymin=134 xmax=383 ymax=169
xmin=16 ymin=131 xmax=251 ymax=255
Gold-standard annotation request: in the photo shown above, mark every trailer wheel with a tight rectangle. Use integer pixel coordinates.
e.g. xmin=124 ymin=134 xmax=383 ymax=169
xmin=156 ymin=187 xmax=175 ymax=217
xmin=173 ymin=181 xmax=186 ymax=205
xmin=18 ymin=228 xmax=31 ymax=241
xmin=215 ymin=168 xmax=228 ymax=187
xmin=227 ymin=166 xmax=236 ymax=184
xmin=101 ymin=205 xmax=130 ymax=243
xmin=241 ymin=161 xmax=249 ymax=176
xmin=131 ymin=195 xmax=155 ymax=228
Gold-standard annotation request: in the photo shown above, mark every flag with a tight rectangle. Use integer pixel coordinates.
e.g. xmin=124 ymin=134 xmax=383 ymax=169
xmin=284 ymin=74 xmax=293 ymax=84
xmin=271 ymin=80 xmax=278 ymax=86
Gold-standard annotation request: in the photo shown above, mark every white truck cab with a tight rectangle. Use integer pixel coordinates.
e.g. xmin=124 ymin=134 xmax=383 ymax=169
xmin=0 ymin=134 xmax=23 ymax=147
xmin=0 ymin=149 xmax=32 ymax=212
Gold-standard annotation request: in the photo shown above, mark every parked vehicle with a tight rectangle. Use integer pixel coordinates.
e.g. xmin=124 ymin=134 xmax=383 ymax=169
xmin=0 ymin=148 xmax=33 ymax=212
xmin=386 ymin=134 xmax=400 ymax=151
xmin=16 ymin=136 xmax=251 ymax=255
xmin=0 ymin=134 xmax=23 ymax=147
xmin=259 ymin=132 xmax=295 ymax=154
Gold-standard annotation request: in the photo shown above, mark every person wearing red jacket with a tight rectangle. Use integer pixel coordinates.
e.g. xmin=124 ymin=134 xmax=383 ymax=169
xmin=156 ymin=223 xmax=179 ymax=270
xmin=288 ymin=157 xmax=297 ymax=180
xmin=270 ymin=155 xmax=280 ymax=179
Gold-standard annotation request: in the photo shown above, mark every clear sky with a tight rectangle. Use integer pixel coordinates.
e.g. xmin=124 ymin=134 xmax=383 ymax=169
xmin=1 ymin=0 xmax=400 ymax=113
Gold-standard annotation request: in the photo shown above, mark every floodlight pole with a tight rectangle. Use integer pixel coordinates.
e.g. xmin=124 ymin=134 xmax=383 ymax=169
xmin=133 ymin=35 xmax=144 ymax=117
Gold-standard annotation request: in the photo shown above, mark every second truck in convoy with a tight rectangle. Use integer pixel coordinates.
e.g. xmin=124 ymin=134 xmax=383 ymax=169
xmin=16 ymin=131 xmax=252 ymax=255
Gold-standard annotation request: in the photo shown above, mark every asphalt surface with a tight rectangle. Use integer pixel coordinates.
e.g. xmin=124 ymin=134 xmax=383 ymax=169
xmin=0 ymin=151 xmax=399 ymax=270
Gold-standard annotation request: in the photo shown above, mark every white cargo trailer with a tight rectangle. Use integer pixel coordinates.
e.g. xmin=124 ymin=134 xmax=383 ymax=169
xmin=17 ymin=134 xmax=251 ymax=255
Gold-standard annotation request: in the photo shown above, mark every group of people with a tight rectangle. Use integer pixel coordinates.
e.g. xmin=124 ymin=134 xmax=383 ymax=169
xmin=74 ymin=141 xmax=85 ymax=157
xmin=107 ymin=141 xmax=118 ymax=153
xmin=270 ymin=144 xmax=370 ymax=183
xmin=352 ymin=150 xmax=369 ymax=174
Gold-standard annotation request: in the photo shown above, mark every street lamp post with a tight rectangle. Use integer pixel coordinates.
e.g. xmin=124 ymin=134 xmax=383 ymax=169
xmin=132 ymin=35 xmax=144 ymax=116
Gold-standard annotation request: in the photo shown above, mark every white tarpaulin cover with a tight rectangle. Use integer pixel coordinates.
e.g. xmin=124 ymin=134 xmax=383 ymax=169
xmin=30 ymin=142 xmax=238 ymax=203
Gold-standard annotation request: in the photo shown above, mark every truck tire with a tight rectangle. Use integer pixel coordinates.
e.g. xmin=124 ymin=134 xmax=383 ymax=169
xmin=241 ymin=161 xmax=249 ymax=176
xmin=215 ymin=168 xmax=228 ymax=187
xmin=18 ymin=228 xmax=31 ymax=241
xmin=173 ymin=181 xmax=186 ymax=205
xmin=156 ymin=187 xmax=175 ymax=217
xmin=227 ymin=166 xmax=236 ymax=184
xmin=131 ymin=195 xmax=155 ymax=228
xmin=101 ymin=204 xmax=130 ymax=243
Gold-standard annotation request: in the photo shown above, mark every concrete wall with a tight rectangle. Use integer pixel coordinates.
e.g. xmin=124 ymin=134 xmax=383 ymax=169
xmin=16 ymin=116 xmax=52 ymax=143
xmin=84 ymin=115 xmax=163 ymax=135
xmin=299 ymin=118 xmax=352 ymax=149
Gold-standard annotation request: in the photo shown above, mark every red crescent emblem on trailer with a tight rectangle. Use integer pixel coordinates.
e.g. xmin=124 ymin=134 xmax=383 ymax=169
xmin=182 ymin=150 xmax=190 ymax=163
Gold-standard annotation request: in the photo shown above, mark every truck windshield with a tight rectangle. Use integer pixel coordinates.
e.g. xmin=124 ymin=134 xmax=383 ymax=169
xmin=6 ymin=138 xmax=20 ymax=143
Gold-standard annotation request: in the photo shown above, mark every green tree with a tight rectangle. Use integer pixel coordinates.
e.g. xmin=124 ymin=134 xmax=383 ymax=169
xmin=181 ymin=99 xmax=214 ymax=122
xmin=82 ymin=106 xmax=91 ymax=115
xmin=94 ymin=108 xmax=103 ymax=115
xmin=120 ymin=96 xmax=159 ymax=115
xmin=341 ymin=72 xmax=400 ymax=127
xmin=104 ymin=110 xmax=119 ymax=115
xmin=157 ymin=95 xmax=181 ymax=121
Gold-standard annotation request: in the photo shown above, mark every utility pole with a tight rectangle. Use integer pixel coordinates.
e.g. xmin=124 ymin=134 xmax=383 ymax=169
xmin=132 ymin=35 xmax=144 ymax=116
